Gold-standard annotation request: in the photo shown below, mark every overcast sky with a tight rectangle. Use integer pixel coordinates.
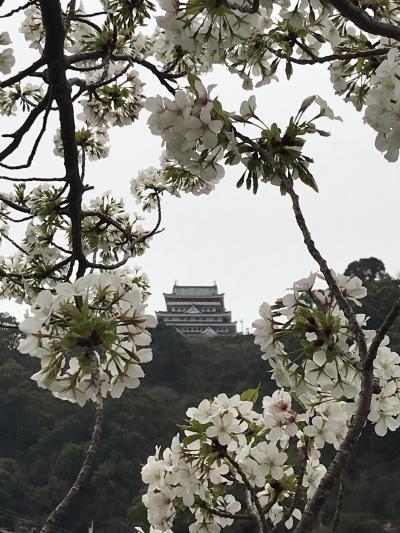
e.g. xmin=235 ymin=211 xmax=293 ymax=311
xmin=2 ymin=20 xmax=400 ymax=330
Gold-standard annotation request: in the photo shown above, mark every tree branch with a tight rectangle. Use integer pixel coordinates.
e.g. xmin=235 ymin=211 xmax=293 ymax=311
xmin=294 ymin=365 xmax=374 ymax=532
xmin=0 ymin=0 xmax=36 ymax=18
xmin=40 ymin=352 xmax=104 ymax=533
xmin=365 ymin=295 xmax=400 ymax=368
xmin=0 ymin=58 xmax=46 ymax=89
xmin=0 ymin=195 xmax=31 ymax=214
xmin=0 ymin=88 xmax=53 ymax=170
xmin=285 ymin=181 xmax=367 ymax=360
xmin=81 ymin=210 xmax=134 ymax=241
xmin=0 ymin=88 xmax=51 ymax=163
xmin=0 ymin=175 xmax=66 ymax=182
xmin=329 ymin=466 xmax=346 ymax=533
xmin=329 ymin=0 xmax=400 ymax=41
xmin=204 ymin=505 xmax=253 ymax=520
xmin=224 ymin=453 xmax=268 ymax=533
xmin=271 ymin=446 xmax=308 ymax=532
xmin=40 ymin=0 xmax=86 ymax=279
xmin=270 ymin=46 xmax=390 ymax=65
xmin=1 ymin=232 xmax=29 ymax=255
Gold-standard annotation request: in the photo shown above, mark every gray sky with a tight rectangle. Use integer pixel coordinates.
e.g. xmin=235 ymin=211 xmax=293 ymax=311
xmin=2 ymin=22 xmax=400 ymax=330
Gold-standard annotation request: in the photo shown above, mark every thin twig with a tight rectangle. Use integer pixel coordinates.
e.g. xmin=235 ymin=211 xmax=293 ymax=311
xmin=0 ymin=88 xmax=52 ymax=164
xmin=0 ymin=88 xmax=54 ymax=170
xmin=271 ymin=445 xmax=308 ymax=532
xmin=1 ymin=232 xmax=29 ymax=254
xmin=366 ymin=295 xmax=400 ymax=367
xmin=204 ymin=504 xmax=253 ymax=520
xmin=0 ymin=195 xmax=31 ymax=214
xmin=40 ymin=352 xmax=104 ymax=533
xmin=0 ymin=58 xmax=46 ymax=89
xmin=285 ymin=180 xmax=367 ymax=360
xmin=0 ymin=0 xmax=36 ymax=18
xmin=329 ymin=466 xmax=346 ymax=533
xmin=270 ymin=46 xmax=390 ymax=65
xmin=225 ymin=453 xmax=268 ymax=533
xmin=0 ymin=175 xmax=66 ymax=182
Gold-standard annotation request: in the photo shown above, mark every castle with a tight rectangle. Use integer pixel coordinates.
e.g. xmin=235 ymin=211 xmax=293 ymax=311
xmin=156 ymin=284 xmax=237 ymax=336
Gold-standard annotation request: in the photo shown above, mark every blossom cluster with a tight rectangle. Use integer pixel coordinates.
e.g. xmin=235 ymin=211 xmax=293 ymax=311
xmin=131 ymin=92 xmax=341 ymax=209
xmin=143 ymin=79 xmax=227 ymax=192
xmin=141 ymin=390 xmax=321 ymax=532
xmin=0 ymin=32 xmax=14 ymax=75
xmin=364 ymin=48 xmax=400 ymax=162
xmin=0 ymin=184 xmax=152 ymax=303
xmin=12 ymin=0 xmax=400 ymax=168
xmin=18 ymin=272 xmax=157 ymax=405
xmin=140 ymin=270 xmax=400 ymax=532
xmin=78 ymin=69 xmax=144 ymax=128
xmin=252 ymin=271 xmax=400 ymax=437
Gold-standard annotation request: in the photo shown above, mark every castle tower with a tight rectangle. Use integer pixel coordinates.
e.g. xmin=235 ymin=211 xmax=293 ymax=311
xmin=156 ymin=284 xmax=237 ymax=336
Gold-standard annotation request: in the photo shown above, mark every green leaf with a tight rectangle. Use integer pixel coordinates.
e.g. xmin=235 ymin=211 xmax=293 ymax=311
xmin=187 ymin=72 xmax=198 ymax=93
xmin=240 ymin=385 xmax=260 ymax=404
xmin=270 ymin=123 xmax=281 ymax=141
xmin=185 ymin=0 xmax=205 ymax=16
xmin=246 ymin=174 xmax=252 ymax=190
xmin=285 ymin=61 xmax=293 ymax=80
xmin=252 ymin=175 xmax=259 ymax=194
xmin=315 ymin=129 xmax=331 ymax=137
xmin=236 ymin=172 xmax=245 ymax=188
xmin=183 ymin=433 xmax=201 ymax=445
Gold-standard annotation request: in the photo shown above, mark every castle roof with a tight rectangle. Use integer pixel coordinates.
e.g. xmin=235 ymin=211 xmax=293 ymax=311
xmin=164 ymin=284 xmax=223 ymax=298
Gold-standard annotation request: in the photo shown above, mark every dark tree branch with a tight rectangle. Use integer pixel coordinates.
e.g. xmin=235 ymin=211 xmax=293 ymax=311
xmin=112 ymin=54 xmax=177 ymax=94
xmin=204 ymin=505 xmax=253 ymax=520
xmin=0 ymin=0 xmax=36 ymax=19
xmin=0 ymin=89 xmax=53 ymax=170
xmin=329 ymin=466 xmax=346 ymax=533
xmin=0 ymin=58 xmax=46 ymax=89
xmin=81 ymin=210 xmax=133 ymax=241
xmin=0 ymin=255 xmax=71 ymax=281
xmin=67 ymin=51 xmax=178 ymax=94
xmin=85 ymin=253 xmax=130 ymax=271
xmin=0 ymin=175 xmax=66 ymax=182
xmin=285 ymin=181 xmax=367 ymax=360
xmin=271 ymin=446 xmax=308 ymax=533
xmin=136 ymin=190 xmax=163 ymax=244
xmin=294 ymin=365 xmax=374 ymax=532
xmin=271 ymin=46 xmax=390 ymax=65
xmin=69 ymin=15 xmax=102 ymax=33
xmin=1 ymin=232 xmax=29 ymax=255
xmin=224 ymin=453 xmax=268 ymax=533
xmin=0 ymin=89 xmax=51 ymax=163
xmin=0 ymin=196 xmax=31 ymax=214
xmin=366 ymin=295 xmax=400 ymax=367
xmin=73 ymin=10 xmax=106 ymax=17
xmin=284 ymin=182 xmax=381 ymax=533
xmin=0 ymin=0 xmax=36 ymax=18
xmin=40 ymin=352 xmax=104 ymax=533
xmin=2 ymin=213 xmax=34 ymax=222
xmin=67 ymin=50 xmax=103 ymax=65
xmin=329 ymin=0 xmax=400 ymax=41
xmin=40 ymin=0 xmax=86 ymax=279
